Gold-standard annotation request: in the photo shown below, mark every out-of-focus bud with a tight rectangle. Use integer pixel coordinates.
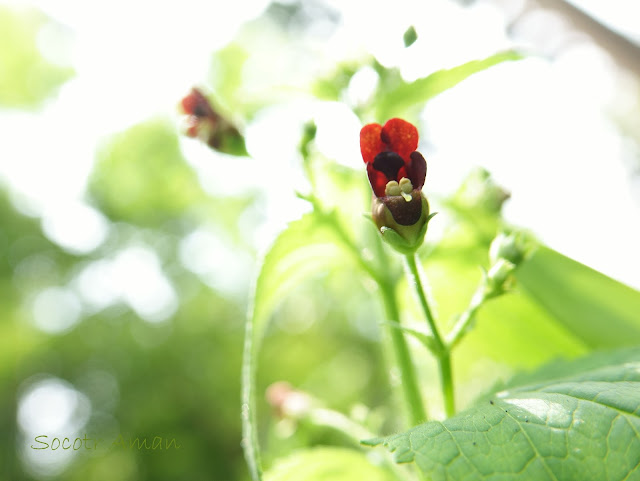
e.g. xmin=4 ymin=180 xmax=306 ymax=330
xmin=178 ymin=87 xmax=247 ymax=156
xmin=489 ymin=231 xmax=527 ymax=266
xmin=454 ymin=167 xmax=511 ymax=215
xmin=484 ymin=231 xmax=530 ymax=296
xmin=486 ymin=258 xmax=516 ymax=294
xmin=265 ymin=382 xmax=312 ymax=420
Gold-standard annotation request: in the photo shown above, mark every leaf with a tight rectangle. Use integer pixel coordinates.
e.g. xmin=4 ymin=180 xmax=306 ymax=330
xmin=403 ymin=26 xmax=417 ymax=48
xmin=368 ymin=348 xmax=640 ymax=481
xmin=264 ymin=447 xmax=396 ymax=481
xmin=376 ymin=50 xmax=522 ymax=119
xmin=0 ymin=6 xmax=74 ymax=108
xmin=312 ymin=63 xmax=360 ymax=101
xmin=242 ymin=213 xmax=348 ymax=481
xmin=249 ymin=215 xmax=346 ymax=329
xmin=499 ymin=346 xmax=640 ymax=392
xmin=90 ymin=119 xmax=206 ymax=228
xmin=420 ymin=249 xmax=587 ymax=379
xmin=209 ymin=42 xmax=249 ymax=114
xmin=516 ymin=246 xmax=640 ymax=348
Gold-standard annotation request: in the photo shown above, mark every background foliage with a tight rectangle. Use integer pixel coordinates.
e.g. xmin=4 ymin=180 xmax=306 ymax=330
xmin=1 ymin=1 xmax=639 ymax=480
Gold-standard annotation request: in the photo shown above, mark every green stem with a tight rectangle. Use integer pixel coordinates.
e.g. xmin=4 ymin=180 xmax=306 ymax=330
xmin=241 ymin=310 xmax=263 ymax=481
xmin=307 ymin=407 xmax=377 ymax=441
xmin=306 ymin=407 xmax=414 ymax=481
xmin=446 ymin=285 xmax=487 ymax=349
xmin=404 ymin=253 xmax=455 ymax=418
xmin=438 ymin=353 xmax=455 ymax=419
xmin=379 ymin=280 xmax=427 ymax=426
xmin=404 ymin=254 xmax=444 ymax=349
xmin=323 ymin=211 xmax=426 ymax=426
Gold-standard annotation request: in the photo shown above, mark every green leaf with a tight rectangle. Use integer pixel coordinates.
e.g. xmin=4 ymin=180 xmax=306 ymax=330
xmin=0 ymin=6 xmax=74 ymax=108
xmin=368 ymin=348 xmax=640 ymax=480
xmin=209 ymin=42 xmax=249 ymax=114
xmin=264 ymin=447 xmax=396 ymax=481
xmin=376 ymin=50 xmax=522 ymax=119
xmin=312 ymin=63 xmax=360 ymax=101
xmin=403 ymin=26 xmax=417 ymax=48
xmin=516 ymin=246 xmax=640 ymax=348
xmin=499 ymin=346 xmax=640 ymax=392
xmin=90 ymin=119 xmax=206 ymax=228
xmin=242 ymin=214 xmax=348 ymax=481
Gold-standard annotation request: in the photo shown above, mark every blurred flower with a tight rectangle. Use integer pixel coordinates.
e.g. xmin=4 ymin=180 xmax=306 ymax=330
xmin=179 ymin=87 xmax=247 ymax=156
xmin=360 ymin=118 xmax=432 ymax=252
xmin=265 ymin=382 xmax=312 ymax=420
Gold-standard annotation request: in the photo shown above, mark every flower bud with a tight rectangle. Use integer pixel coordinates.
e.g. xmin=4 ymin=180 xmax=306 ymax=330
xmin=489 ymin=231 xmax=527 ymax=266
xmin=265 ymin=382 xmax=312 ymax=420
xmin=454 ymin=167 xmax=510 ymax=214
xmin=486 ymin=258 xmax=516 ymax=293
xmin=178 ymin=87 xmax=247 ymax=156
xmin=372 ymin=190 xmax=433 ymax=254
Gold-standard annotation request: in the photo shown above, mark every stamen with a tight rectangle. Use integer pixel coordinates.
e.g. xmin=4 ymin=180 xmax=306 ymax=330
xmin=385 ymin=181 xmax=401 ymax=196
xmin=399 ymin=177 xmax=413 ymax=202
xmin=399 ymin=177 xmax=413 ymax=194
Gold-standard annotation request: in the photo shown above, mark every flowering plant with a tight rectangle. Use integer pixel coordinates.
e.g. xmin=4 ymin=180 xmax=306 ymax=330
xmin=361 ymin=118 xmax=433 ymax=252
xmin=175 ymin=36 xmax=640 ymax=481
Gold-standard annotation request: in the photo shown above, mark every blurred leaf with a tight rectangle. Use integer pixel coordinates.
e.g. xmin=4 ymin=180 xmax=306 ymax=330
xmin=250 ymin=214 xmax=346 ymax=328
xmin=242 ymin=213 xmax=349 ymax=481
xmin=421 ymin=238 xmax=586 ymax=393
xmin=90 ymin=119 xmax=206 ymax=228
xmin=265 ymin=447 xmax=396 ymax=481
xmin=367 ymin=348 xmax=640 ymax=481
xmin=403 ymin=26 xmax=417 ymax=48
xmin=516 ymin=246 xmax=640 ymax=348
xmin=376 ymin=50 xmax=523 ymax=119
xmin=312 ymin=63 xmax=360 ymax=101
xmin=209 ymin=42 xmax=249 ymax=114
xmin=444 ymin=167 xmax=511 ymax=243
xmin=498 ymin=346 xmax=640 ymax=392
xmin=0 ymin=6 xmax=74 ymax=108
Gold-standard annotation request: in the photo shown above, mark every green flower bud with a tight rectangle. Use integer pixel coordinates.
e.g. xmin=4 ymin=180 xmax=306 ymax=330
xmin=372 ymin=189 xmax=433 ymax=254
xmin=489 ymin=231 xmax=527 ymax=266
xmin=486 ymin=258 xmax=516 ymax=293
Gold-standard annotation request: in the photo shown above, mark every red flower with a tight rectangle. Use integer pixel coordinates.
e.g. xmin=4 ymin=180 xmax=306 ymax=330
xmin=360 ymin=118 xmax=426 ymax=199
xmin=178 ymin=87 xmax=247 ymax=156
xmin=359 ymin=118 xmax=431 ymax=252
xmin=180 ymin=87 xmax=222 ymax=139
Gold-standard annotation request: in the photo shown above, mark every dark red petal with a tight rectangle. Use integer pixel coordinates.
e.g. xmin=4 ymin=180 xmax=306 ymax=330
xmin=181 ymin=88 xmax=215 ymax=119
xmin=367 ymin=162 xmax=388 ymax=197
xmin=360 ymin=123 xmax=384 ymax=164
xmin=372 ymin=151 xmax=405 ymax=181
xmin=381 ymin=118 xmax=418 ymax=162
xmin=407 ymin=151 xmax=427 ymax=189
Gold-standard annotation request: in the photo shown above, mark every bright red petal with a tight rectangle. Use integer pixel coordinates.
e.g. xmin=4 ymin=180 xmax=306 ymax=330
xmin=367 ymin=163 xmax=388 ymax=197
xmin=360 ymin=123 xmax=384 ymax=164
xmin=381 ymin=118 xmax=418 ymax=162
xmin=181 ymin=88 xmax=215 ymax=118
